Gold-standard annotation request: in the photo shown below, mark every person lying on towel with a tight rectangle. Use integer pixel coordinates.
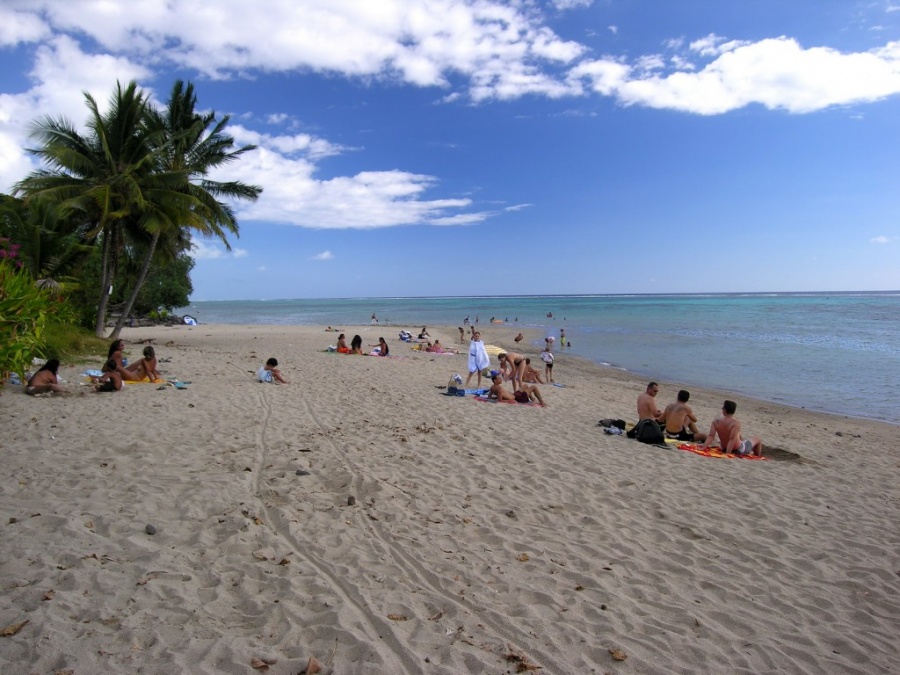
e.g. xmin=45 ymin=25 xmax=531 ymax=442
xmin=487 ymin=374 xmax=547 ymax=407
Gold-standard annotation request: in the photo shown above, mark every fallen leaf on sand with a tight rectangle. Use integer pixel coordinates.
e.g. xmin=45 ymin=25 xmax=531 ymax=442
xmin=42 ymin=590 xmax=55 ymax=601
xmin=302 ymin=656 xmax=321 ymax=674
xmin=250 ymin=656 xmax=277 ymax=669
xmin=609 ymin=647 xmax=627 ymax=661
xmin=517 ymin=553 xmax=530 ymax=562
xmin=388 ymin=613 xmax=409 ymax=621
xmin=505 ymin=650 xmax=541 ymax=672
xmin=277 ymin=558 xmax=290 ymax=566
xmin=428 ymin=610 xmax=444 ymax=621
xmin=0 ymin=620 xmax=29 ymax=636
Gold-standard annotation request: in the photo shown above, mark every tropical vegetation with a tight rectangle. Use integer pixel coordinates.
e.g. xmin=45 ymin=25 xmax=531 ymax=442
xmin=0 ymin=79 xmax=261 ymax=387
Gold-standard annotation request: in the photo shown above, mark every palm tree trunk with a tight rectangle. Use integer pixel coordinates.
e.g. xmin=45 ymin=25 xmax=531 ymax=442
xmin=110 ymin=230 xmax=160 ymax=340
xmin=94 ymin=229 xmax=114 ymax=337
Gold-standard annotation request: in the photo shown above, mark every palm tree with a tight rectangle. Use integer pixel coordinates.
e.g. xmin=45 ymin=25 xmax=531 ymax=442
xmin=15 ymin=81 xmax=170 ymax=336
xmin=0 ymin=194 xmax=93 ymax=291
xmin=109 ymin=80 xmax=261 ymax=338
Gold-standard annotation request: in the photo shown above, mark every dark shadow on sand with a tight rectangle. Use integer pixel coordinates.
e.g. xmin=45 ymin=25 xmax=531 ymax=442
xmin=763 ymin=446 xmax=803 ymax=462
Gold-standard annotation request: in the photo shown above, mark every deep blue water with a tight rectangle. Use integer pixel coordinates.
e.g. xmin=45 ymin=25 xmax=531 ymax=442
xmin=180 ymin=293 xmax=900 ymax=424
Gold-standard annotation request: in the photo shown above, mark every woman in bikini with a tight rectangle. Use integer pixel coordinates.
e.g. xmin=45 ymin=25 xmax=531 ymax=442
xmin=26 ymin=359 xmax=69 ymax=395
xmin=125 ymin=345 xmax=162 ymax=381
xmin=498 ymin=351 xmax=527 ymax=391
xmin=372 ymin=337 xmax=389 ymax=357
xmin=336 ymin=334 xmax=350 ymax=354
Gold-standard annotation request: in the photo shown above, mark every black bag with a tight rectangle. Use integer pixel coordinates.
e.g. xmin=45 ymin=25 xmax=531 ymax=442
xmin=630 ymin=419 xmax=665 ymax=444
xmin=598 ymin=418 xmax=627 ymax=430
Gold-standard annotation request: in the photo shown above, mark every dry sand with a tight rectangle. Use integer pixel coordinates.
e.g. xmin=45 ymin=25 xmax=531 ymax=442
xmin=1 ymin=323 xmax=898 ymax=674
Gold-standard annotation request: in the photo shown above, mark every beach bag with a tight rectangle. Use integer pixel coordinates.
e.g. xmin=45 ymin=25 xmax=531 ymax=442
xmin=598 ymin=418 xmax=626 ymax=430
xmin=629 ymin=419 xmax=665 ymax=444
xmin=447 ymin=373 xmax=465 ymax=396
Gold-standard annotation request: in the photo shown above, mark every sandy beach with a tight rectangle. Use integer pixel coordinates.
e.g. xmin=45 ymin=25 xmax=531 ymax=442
xmin=1 ymin=323 xmax=898 ymax=674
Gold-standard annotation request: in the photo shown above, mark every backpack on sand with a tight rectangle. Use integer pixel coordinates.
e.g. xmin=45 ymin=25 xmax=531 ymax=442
xmin=629 ymin=419 xmax=666 ymax=445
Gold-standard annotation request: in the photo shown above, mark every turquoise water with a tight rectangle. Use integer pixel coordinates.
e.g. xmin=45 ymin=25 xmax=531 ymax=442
xmin=181 ymin=293 xmax=900 ymax=424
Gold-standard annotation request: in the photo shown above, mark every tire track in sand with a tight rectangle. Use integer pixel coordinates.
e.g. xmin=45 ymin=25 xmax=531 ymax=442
xmin=255 ymin=384 xmax=566 ymax=675
xmin=246 ymin=379 xmax=424 ymax=674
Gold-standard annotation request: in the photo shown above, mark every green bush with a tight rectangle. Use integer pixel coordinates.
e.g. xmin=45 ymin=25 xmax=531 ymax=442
xmin=0 ymin=260 xmax=55 ymax=385
xmin=42 ymin=321 xmax=108 ymax=363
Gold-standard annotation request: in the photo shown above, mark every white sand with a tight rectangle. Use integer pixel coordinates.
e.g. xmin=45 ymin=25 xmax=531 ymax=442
xmin=1 ymin=323 xmax=898 ymax=674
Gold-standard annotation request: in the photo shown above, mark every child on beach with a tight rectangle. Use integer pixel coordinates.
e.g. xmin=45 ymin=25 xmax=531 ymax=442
xmin=257 ymin=358 xmax=289 ymax=384
xmin=540 ymin=344 xmax=554 ymax=383
xmin=92 ymin=361 xmax=123 ymax=392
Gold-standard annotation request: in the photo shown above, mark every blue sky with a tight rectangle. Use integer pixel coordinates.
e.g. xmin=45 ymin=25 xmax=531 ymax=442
xmin=1 ymin=0 xmax=899 ymax=299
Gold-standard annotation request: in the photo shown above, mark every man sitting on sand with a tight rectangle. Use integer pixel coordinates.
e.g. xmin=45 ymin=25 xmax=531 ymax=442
xmin=699 ymin=400 xmax=762 ymax=456
xmin=487 ymin=374 xmax=547 ymax=407
xmin=637 ymin=381 xmax=665 ymax=422
xmin=661 ymin=389 xmax=706 ymax=442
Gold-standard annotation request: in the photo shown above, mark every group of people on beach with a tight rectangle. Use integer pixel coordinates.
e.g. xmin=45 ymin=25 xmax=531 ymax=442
xmin=461 ymin=330 xmax=554 ymax=407
xmin=25 ymin=339 xmax=163 ymax=395
xmin=637 ymin=381 xmax=763 ymax=456
xmin=333 ymin=333 xmax=367 ymax=355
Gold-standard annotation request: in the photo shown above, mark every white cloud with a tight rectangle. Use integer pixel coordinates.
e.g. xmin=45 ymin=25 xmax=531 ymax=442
xmin=5 ymin=0 xmax=900 ymax=230
xmin=575 ymin=37 xmax=900 ymax=114
xmin=689 ymin=34 xmax=750 ymax=58
xmin=429 ymin=211 xmax=493 ymax=225
xmin=870 ymin=235 xmax=895 ymax=243
xmin=191 ymin=240 xmax=247 ymax=260
xmin=0 ymin=8 xmax=50 ymax=46
xmin=215 ymin=148 xmax=476 ymax=229
xmin=229 ymin=125 xmax=344 ymax=161
xmin=312 ymin=251 xmax=334 ymax=260
xmin=608 ymin=26 xmax=618 ymax=36
xmin=552 ymin=0 xmax=593 ymax=9
xmin=2 ymin=2 xmax=899 ymax=122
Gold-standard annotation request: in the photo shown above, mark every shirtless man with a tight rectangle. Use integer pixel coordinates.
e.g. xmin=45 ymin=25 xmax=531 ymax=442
xmin=497 ymin=351 xmax=527 ymax=391
xmin=661 ymin=390 xmax=706 ymax=442
xmin=637 ymin=381 xmax=665 ymax=422
xmin=487 ymin=374 xmax=547 ymax=407
xmin=700 ymin=400 xmax=762 ymax=456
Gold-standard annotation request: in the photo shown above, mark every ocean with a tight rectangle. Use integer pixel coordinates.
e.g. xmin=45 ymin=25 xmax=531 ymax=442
xmin=179 ymin=293 xmax=900 ymax=424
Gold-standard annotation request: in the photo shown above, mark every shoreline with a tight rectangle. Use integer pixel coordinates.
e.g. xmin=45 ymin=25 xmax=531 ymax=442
xmin=2 ymin=323 xmax=898 ymax=674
